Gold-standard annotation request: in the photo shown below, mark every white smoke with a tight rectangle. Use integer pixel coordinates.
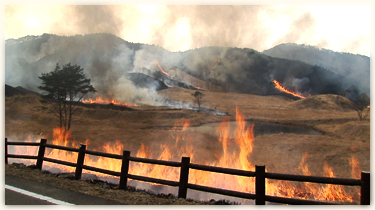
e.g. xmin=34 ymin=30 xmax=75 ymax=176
xmin=291 ymin=77 xmax=311 ymax=95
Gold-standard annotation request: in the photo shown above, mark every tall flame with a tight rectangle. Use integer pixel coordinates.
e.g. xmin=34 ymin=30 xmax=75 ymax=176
xmin=272 ymin=80 xmax=306 ymax=99
xmin=10 ymin=107 xmax=361 ymax=203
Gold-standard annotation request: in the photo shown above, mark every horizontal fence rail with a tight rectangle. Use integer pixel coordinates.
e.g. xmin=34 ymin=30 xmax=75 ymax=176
xmin=45 ymin=143 xmax=80 ymax=153
xmin=6 ymin=154 xmax=38 ymax=160
xmin=82 ymin=165 xmax=122 ymax=177
xmin=187 ymin=183 xmax=257 ymax=200
xmin=85 ymin=150 xmax=123 ymax=159
xmin=43 ymin=157 xmax=77 ymax=168
xmin=266 ymin=172 xmax=363 ymax=186
xmin=129 ymin=156 xmax=182 ymax=167
xmin=6 ymin=141 xmax=41 ymax=146
xmin=189 ymin=163 xmax=256 ymax=177
xmin=127 ymin=174 xmax=180 ymax=187
xmin=5 ymin=138 xmax=370 ymax=205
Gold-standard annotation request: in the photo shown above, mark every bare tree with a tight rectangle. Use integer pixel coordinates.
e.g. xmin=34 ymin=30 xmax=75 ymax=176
xmin=192 ymin=91 xmax=204 ymax=111
xmin=337 ymin=89 xmax=351 ymax=106
xmin=353 ymin=93 xmax=370 ymax=121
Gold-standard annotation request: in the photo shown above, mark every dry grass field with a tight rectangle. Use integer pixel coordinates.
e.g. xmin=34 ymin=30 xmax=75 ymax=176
xmin=5 ymin=87 xmax=370 ymax=203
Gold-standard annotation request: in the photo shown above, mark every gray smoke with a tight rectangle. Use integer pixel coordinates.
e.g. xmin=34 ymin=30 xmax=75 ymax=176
xmin=5 ymin=34 xmax=173 ymax=106
xmin=5 ymin=31 xmax=364 ymax=104
xmin=6 ymin=5 xmax=323 ymax=53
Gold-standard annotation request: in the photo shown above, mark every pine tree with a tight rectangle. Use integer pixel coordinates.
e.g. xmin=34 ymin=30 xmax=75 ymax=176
xmin=38 ymin=63 xmax=96 ymax=134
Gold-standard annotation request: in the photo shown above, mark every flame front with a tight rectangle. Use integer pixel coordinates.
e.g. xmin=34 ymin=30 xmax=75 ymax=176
xmin=11 ymin=107 xmax=360 ymax=203
xmin=151 ymin=61 xmax=170 ymax=76
xmin=272 ymin=80 xmax=306 ymax=99
xmin=82 ymin=96 xmax=138 ymax=107
xmin=151 ymin=61 xmax=206 ymax=91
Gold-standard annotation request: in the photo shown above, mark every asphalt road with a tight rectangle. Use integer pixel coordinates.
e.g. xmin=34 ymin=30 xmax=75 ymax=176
xmin=5 ymin=175 xmax=125 ymax=205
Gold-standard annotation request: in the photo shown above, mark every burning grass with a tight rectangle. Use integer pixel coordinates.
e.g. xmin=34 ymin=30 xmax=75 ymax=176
xmin=8 ymin=107 xmax=364 ymax=204
xmin=5 ymin=91 xmax=369 ymax=204
xmin=82 ymin=96 xmax=139 ymax=107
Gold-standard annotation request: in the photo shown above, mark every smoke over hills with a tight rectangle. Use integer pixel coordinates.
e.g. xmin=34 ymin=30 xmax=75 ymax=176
xmin=263 ymin=43 xmax=370 ymax=96
xmin=5 ymin=33 xmax=365 ymax=104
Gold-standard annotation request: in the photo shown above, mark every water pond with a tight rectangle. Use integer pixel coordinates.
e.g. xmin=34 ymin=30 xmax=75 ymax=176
xmin=186 ymin=121 xmax=320 ymax=137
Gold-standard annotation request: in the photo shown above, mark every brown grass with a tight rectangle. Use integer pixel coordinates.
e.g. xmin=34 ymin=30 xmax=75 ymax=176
xmin=5 ymin=89 xmax=370 ymax=203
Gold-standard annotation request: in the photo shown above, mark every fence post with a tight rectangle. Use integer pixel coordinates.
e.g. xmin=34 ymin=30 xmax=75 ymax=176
xmin=36 ymin=139 xmax=47 ymax=170
xmin=5 ymin=138 xmax=8 ymax=165
xmin=360 ymin=171 xmax=370 ymax=205
xmin=75 ymin=144 xmax=86 ymax=180
xmin=255 ymin=165 xmax=266 ymax=205
xmin=119 ymin=150 xmax=131 ymax=190
xmin=178 ymin=157 xmax=190 ymax=199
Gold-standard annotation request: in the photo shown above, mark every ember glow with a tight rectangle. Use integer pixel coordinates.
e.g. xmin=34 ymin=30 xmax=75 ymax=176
xmin=82 ymin=96 xmax=138 ymax=107
xmin=272 ymin=80 xmax=306 ymax=99
xmin=10 ymin=107 xmax=360 ymax=203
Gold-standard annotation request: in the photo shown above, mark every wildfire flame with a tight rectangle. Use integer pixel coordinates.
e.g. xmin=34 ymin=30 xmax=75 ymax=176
xmin=151 ymin=61 xmax=170 ymax=76
xmin=189 ymin=83 xmax=206 ymax=91
xmin=272 ymin=80 xmax=306 ymax=99
xmin=210 ymin=57 xmax=221 ymax=70
xmin=151 ymin=61 xmax=206 ymax=91
xmin=82 ymin=96 xmax=138 ymax=107
xmin=10 ymin=107 xmax=360 ymax=203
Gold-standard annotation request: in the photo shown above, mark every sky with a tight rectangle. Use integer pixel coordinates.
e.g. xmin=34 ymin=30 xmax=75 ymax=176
xmin=3 ymin=2 xmax=372 ymax=56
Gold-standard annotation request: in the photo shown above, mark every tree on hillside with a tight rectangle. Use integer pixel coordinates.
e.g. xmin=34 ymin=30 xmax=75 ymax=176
xmin=38 ymin=63 xmax=96 ymax=135
xmin=353 ymin=93 xmax=370 ymax=121
xmin=336 ymin=89 xmax=351 ymax=106
xmin=192 ymin=91 xmax=204 ymax=111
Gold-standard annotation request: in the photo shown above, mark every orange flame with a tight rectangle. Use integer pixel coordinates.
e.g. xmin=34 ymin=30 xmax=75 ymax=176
xmin=272 ymin=80 xmax=306 ymax=99
xmin=82 ymin=96 xmax=138 ymax=107
xmin=11 ymin=107 xmax=361 ymax=203
xmin=151 ymin=61 xmax=206 ymax=91
xmin=210 ymin=57 xmax=221 ymax=70
xmin=349 ymin=156 xmax=360 ymax=180
xmin=320 ymin=162 xmax=354 ymax=202
xmin=189 ymin=83 xmax=206 ymax=91
xmin=151 ymin=61 xmax=170 ymax=76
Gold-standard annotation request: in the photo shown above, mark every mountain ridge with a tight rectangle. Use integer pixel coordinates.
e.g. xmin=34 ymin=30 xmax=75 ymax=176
xmin=5 ymin=33 xmax=365 ymax=102
xmin=263 ymin=43 xmax=369 ymax=95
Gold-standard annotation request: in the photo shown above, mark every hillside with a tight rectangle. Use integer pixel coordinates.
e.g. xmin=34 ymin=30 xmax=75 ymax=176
xmin=290 ymin=94 xmax=356 ymax=111
xmin=263 ymin=43 xmax=370 ymax=95
xmin=5 ymin=33 xmax=362 ymax=103
xmin=5 ymin=84 xmax=40 ymax=97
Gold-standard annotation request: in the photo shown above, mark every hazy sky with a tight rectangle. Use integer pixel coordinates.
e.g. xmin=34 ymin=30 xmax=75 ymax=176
xmin=3 ymin=2 xmax=372 ymax=56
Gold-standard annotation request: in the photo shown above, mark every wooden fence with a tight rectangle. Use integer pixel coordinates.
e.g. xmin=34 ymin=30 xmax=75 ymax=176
xmin=5 ymin=138 xmax=370 ymax=205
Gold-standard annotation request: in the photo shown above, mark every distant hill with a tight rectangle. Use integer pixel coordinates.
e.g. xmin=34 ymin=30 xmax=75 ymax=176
xmin=263 ymin=43 xmax=370 ymax=95
xmin=5 ymin=84 xmax=41 ymax=97
xmin=5 ymin=33 xmax=363 ymax=102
